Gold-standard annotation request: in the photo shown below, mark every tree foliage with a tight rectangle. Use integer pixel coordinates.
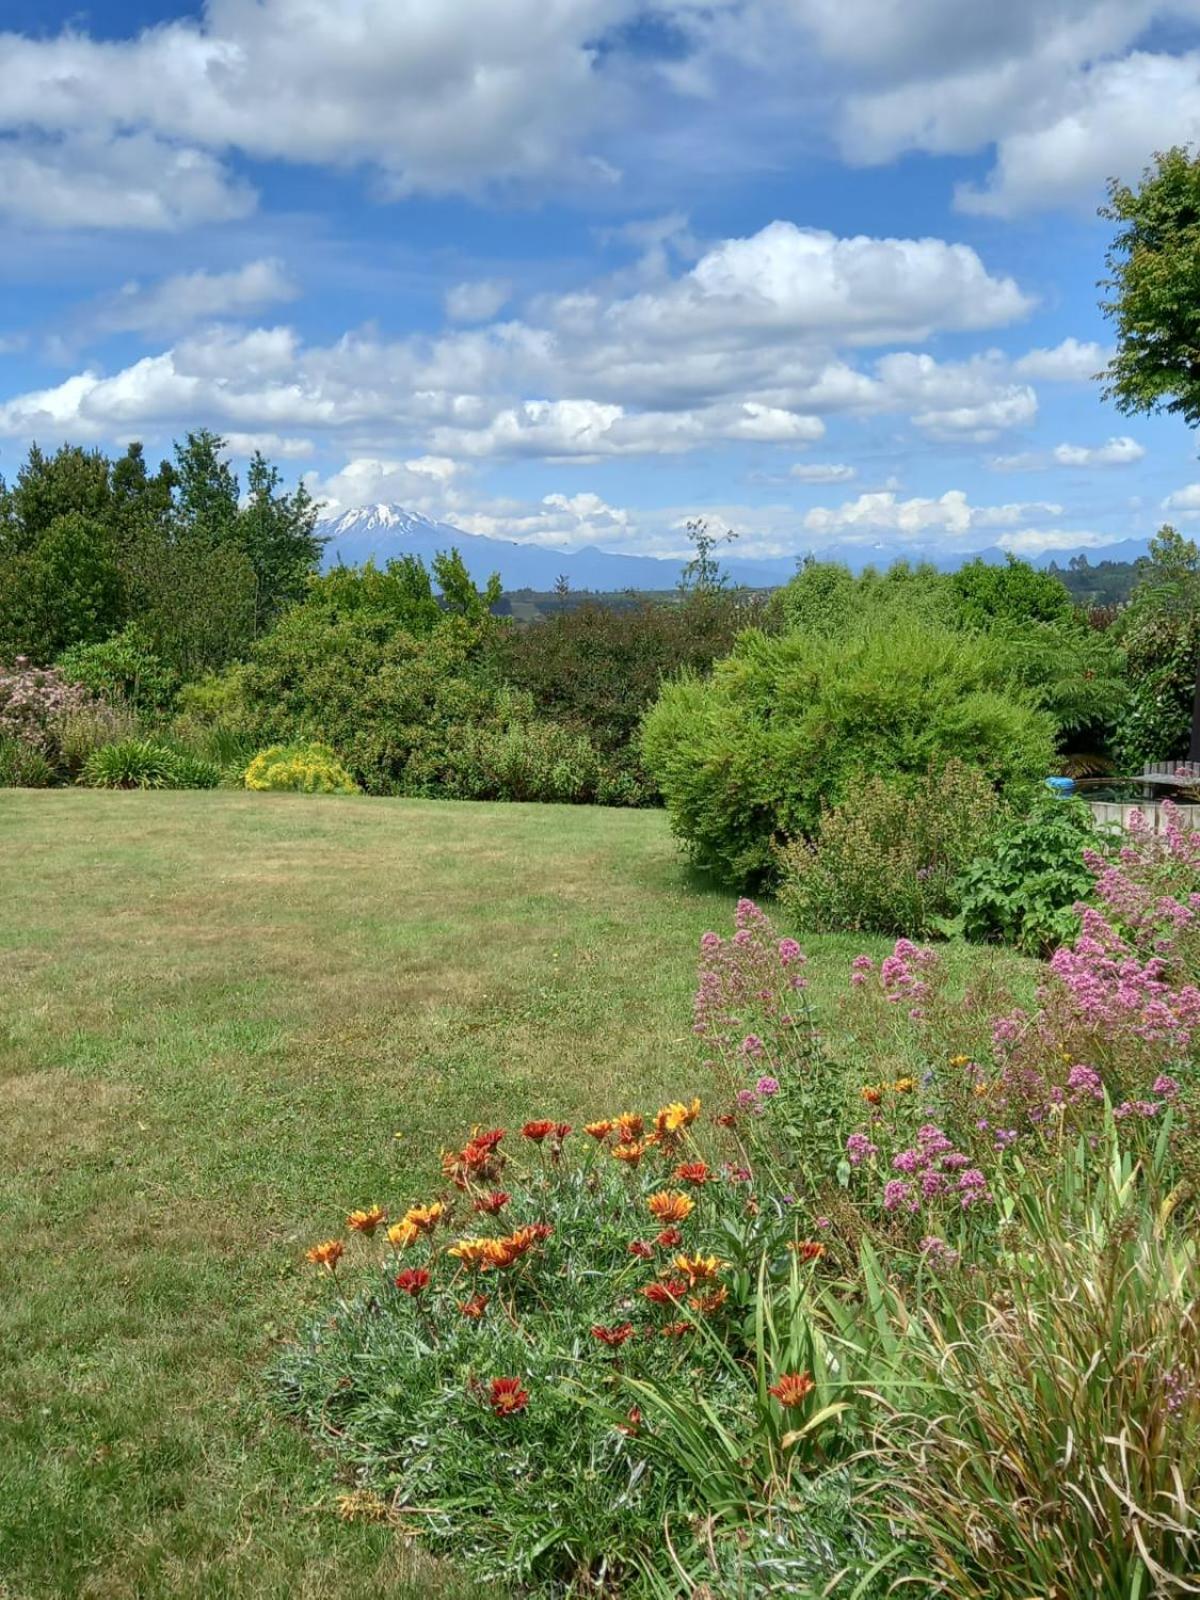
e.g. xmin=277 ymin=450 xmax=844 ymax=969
xmin=1101 ymin=146 xmax=1200 ymax=425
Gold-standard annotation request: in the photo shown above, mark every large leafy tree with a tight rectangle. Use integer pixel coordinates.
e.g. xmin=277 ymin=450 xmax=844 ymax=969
xmin=1100 ymin=146 xmax=1200 ymax=759
xmin=1101 ymin=147 xmax=1200 ymax=425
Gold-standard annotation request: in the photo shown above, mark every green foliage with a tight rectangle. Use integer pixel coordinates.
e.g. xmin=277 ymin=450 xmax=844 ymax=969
xmin=765 ymin=556 xmax=948 ymax=637
xmin=947 ymin=555 xmax=1081 ymax=630
xmin=243 ymin=742 xmax=359 ymax=794
xmin=0 ymin=736 xmax=54 ymax=788
xmin=1114 ymin=525 xmax=1200 ymax=765
xmin=489 ymin=590 xmax=755 ymax=798
xmin=641 ymin=617 xmax=1055 ymax=884
xmin=0 ymin=512 xmax=125 ymax=661
xmin=79 ymin=738 xmax=220 ymax=791
xmin=57 ymin=625 xmax=178 ymax=714
xmin=1100 ymin=145 xmax=1200 ymax=426
xmin=957 ymin=793 xmax=1102 ymax=953
xmin=440 ymin=701 xmax=610 ymax=804
xmin=305 ymin=556 xmax=445 ymax=632
xmin=778 ymin=762 xmax=1004 ymax=937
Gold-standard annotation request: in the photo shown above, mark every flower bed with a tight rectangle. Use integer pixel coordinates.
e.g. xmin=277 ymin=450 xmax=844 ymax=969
xmin=281 ymin=812 xmax=1200 ymax=1596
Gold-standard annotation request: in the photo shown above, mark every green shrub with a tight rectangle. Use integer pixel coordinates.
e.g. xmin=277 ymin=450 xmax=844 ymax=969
xmin=54 ymin=702 xmax=139 ymax=777
xmin=442 ymin=714 xmax=605 ymax=804
xmin=778 ymin=761 xmax=1004 ymax=937
xmin=0 ymin=736 xmax=55 ymax=788
xmin=79 ymin=738 xmax=219 ymax=791
xmin=641 ymin=617 xmax=1055 ymax=884
xmin=56 ymin=625 xmax=177 ymax=715
xmin=956 ymin=792 xmax=1103 ymax=953
xmin=243 ymin=742 xmax=359 ymax=794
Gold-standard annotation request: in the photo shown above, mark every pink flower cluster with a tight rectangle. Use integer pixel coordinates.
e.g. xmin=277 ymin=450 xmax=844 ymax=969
xmin=881 ymin=1125 xmax=992 ymax=1212
xmin=0 ymin=657 xmax=97 ymax=755
xmin=851 ymin=939 xmax=940 ymax=1021
xmin=1047 ymin=906 xmax=1200 ymax=1050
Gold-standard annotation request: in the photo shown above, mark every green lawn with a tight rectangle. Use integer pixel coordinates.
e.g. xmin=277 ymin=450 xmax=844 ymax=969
xmin=0 ymin=792 xmax=1018 ymax=1598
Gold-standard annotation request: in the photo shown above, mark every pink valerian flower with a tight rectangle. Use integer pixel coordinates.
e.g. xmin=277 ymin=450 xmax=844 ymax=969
xmin=740 ymin=1034 xmax=765 ymax=1059
xmin=755 ymin=1075 xmax=780 ymax=1097
xmin=1153 ymin=1074 xmax=1181 ymax=1098
xmin=778 ymin=938 xmax=805 ymax=966
xmin=735 ymin=1088 xmax=759 ymax=1111
xmin=1067 ymin=1063 xmax=1104 ymax=1101
xmin=1113 ymin=1099 xmax=1162 ymax=1120
xmin=850 ymin=954 xmax=875 ymax=989
xmin=920 ymin=1236 xmax=960 ymax=1269
xmin=845 ymin=1133 xmax=878 ymax=1166
xmin=883 ymin=1179 xmax=917 ymax=1213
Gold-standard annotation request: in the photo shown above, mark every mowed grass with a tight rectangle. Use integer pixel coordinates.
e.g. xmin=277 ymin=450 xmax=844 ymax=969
xmin=0 ymin=792 xmax=1027 ymax=1599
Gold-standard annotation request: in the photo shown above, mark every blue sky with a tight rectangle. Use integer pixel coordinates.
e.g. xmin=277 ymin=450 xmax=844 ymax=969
xmin=3 ymin=0 xmax=1200 ymax=562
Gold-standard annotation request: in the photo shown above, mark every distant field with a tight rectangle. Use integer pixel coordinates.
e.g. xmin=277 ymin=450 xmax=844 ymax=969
xmin=0 ymin=793 xmax=1029 ymax=1598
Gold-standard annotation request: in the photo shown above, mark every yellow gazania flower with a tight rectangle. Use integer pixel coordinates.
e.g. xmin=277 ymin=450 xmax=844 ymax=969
xmin=346 ymin=1205 xmax=387 ymax=1235
xmin=949 ymin=1054 xmax=971 ymax=1069
xmin=891 ymin=1077 xmax=916 ymax=1095
xmin=672 ymin=1252 xmax=722 ymax=1285
xmin=647 ymin=1189 xmax=695 ymax=1224
xmin=388 ymin=1200 xmax=446 ymax=1248
xmin=447 ymin=1237 xmax=491 ymax=1267
xmin=654 ymin=1097 xmax=702 ymax=1137
xmin=611 ymin=1139 xmax=648 ymax=1167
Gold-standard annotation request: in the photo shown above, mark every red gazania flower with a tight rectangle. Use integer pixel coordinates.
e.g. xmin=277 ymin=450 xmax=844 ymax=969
xmin=395 ymin=1267 xmax=431 ymax=1296
xmin=554 ymin=1122 xmax=572 ymax=1141
xmin=472 ymin=1128 xmax=506 ymax=1152
xmin=590 ymin=1321 xmax=635 ymax=1348
xmin=522 ymin=1120 xmax=556 ymax=1143
xmin=458 ymin=1293 xmax=489 ymax=1319
xmin=527 ymin=1222 xmax=554 ymax=1243
xmin=769 ymin=1371 xmax=815 ymax=1408
xmin=488 ymin=1377 xmax=529 ymax=1417
xmin=792 ymin=1240 xmax=827 ymax=1263
xmin=628 ymin=1239 xmax=654 ymax=1260
xmin=712 ymin=1112 xmax=737 ymax=1129
xmin=655 ymin=1226 xmax=683 ymax=1249
xmin=674 ymin=1161 xmax=712 ymax=1186
xmin=641 ymin=1278 xmax=687 ymax=1305
xmin=473 ymin=1190 xmax=511 ymax=1215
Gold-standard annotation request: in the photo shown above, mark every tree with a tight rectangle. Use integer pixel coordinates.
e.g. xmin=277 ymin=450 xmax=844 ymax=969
xmin=236 ymin=453 xmax=324 ymax=629
xmin=171 ymin=430 xmax=240 ymax=546
xmin=1113 ymin=526 xmax=1200 ymax=766
xmin=0 ymin=512 xmax=125 ymax=660
xmin=1100 ymin=149 xmax=1200 ymax=759
xmin=1101 ymin=147 xmax=1200 ymax=426
xmin=680 ymin=518 xmax=737 ymax=594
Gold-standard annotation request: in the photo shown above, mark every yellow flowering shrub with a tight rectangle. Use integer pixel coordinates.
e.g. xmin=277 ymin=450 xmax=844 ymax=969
xmin=243 ymin=741 xmax=359 ymax=794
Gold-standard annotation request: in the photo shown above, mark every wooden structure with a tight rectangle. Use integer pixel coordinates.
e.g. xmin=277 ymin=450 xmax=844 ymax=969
xmin=1085 ymin=762 xmax=1200 ymax=831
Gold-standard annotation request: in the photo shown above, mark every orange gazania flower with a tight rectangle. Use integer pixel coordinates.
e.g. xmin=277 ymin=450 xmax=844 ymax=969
xmin=688 ymin=1285 xmax=729 ymax=1314
xmin=655 ymin=1226 xmax=683 ymax=1249
xmin=615 ymin=1112 xmax=645 ymax=1143
xmin=672 ymin=1252 xmax=722 ymax=1285
xmin=522 ymin=1120 xmax=556 ymax=1143
xmin=305 ymin=1238 xmax=344 ymax=1270
xmin=647 ymin=1189 xmax=695 ymax=1224
xmin=628 ymin=1239 xmax=654 ymax=1260
xmin=590 ymin=1321 xmax=635 ymax=1348
xmin=791 ymin=1240 xmax=827 ymax=1263
xmin=346 ymin=1205 xmax=387 ymax=1236
xmin=769 ymin=1371 xmax=815 ymax=1408
xmin=712 ymin=1112 xmax=737 ymax=1128
xmin=612 ymin=1140 xmax=648 ymax=1168
xmin=443 ymin=1129 xmax=506 ymax=1188
xmin=654 ymin=1098 xmax=701 ymax=1137
xmin=473 ymin=1190 xmax=511 ymax=1215
xmin=584 ymin=1119 xmax=614 ymax=1141
xmin=395 ymin=1267 xmax=430 ymax=1296
xmin=458 ymin=1293 xmax=489 ymax=1319
xmin=660 ymin=1320 xmax=691 ymax=1338
xmin=488 ymin=1377 xmax=529 ymax=1417
xmin=641 ymin=1278 xmax=687 ymax=1305
xmin=618 ymin=1406 xmax=642 ymax=1436
xmin=860 ymin=1085 xmax=884 ymax=1106
xmin=674 ymin=1161 xmax=712 ymax=1187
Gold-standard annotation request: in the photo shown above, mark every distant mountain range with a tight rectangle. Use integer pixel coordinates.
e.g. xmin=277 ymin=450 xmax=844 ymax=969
xmin=316 ymin=504 xmax=1153 ymax=593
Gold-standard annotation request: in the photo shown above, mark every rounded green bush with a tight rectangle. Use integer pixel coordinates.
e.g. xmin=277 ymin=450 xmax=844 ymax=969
xmin=641 ymin=617 xmax=1056 ymax=885
xmin=243 ymin=742 xmax=359 ymax=794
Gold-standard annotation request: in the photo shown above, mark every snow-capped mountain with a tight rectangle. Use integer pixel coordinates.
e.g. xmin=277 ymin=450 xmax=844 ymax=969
xmin=315 ymin=504 xmax=1152 ymax=592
